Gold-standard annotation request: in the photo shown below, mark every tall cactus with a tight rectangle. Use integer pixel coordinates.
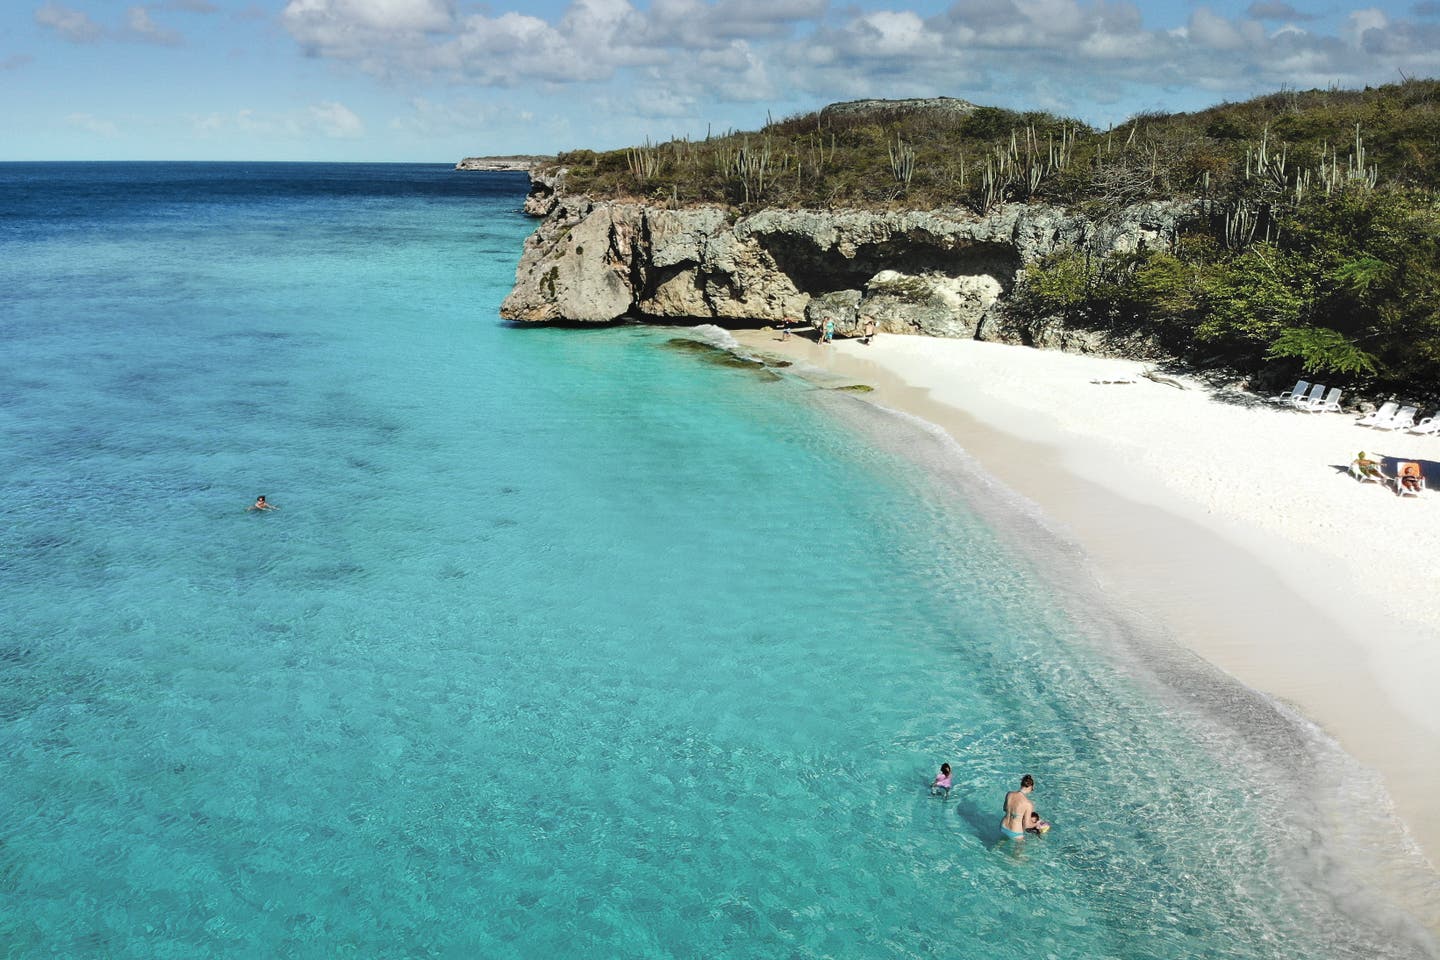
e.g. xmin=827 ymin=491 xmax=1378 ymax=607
xmin=888 ymin=138 xmax=916 ymax=190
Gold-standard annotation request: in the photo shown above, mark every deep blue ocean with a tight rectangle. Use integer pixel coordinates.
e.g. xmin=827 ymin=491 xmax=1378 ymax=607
xmin=2 ymin=162 xmax=1436 ymax=958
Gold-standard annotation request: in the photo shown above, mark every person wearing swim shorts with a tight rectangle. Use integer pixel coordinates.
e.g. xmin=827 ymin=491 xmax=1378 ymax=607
xmin=1000 ymin=774 xmax=1035 ymax=839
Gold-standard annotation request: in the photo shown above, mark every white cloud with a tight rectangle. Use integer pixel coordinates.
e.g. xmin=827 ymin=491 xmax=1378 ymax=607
xmin=311 ymin=101 xmax=365 ymax=138
xmin=272 ymin=0 xmax=1440 ymax=129
xmin=66 ymin=112 xmax=119 ymax=136
xmin=1187 ymin=7 xmax=1264 ymax=49
xmin=190 ymin=102 xmax=365 ymax=140
xmin=1345 ymin=7 xmax=1389 ymax=45
xmin=36 ymin=2 xmax=203 ymax=45
xmin=35 ymin=2 xmax=103 ymax=42
xmin=127 ymin=6 xmax=182 ymax=45
xmin=388 ymin=96 xmax=503 ymax=136
xmin=284 ymin=0 xmax=455 ymax=33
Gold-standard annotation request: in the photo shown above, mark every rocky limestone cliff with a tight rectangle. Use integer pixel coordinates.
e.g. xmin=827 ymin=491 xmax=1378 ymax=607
xmin=455 ymin=155 xmax=552 ymax=172
xmin=819 ymin=97 xmax=979 ymax=121
xmin=500 ymin=197 xmax=1192 ymax=350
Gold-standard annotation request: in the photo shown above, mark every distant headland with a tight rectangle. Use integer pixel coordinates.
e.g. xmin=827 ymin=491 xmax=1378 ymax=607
xmin=454 ymin=155 xmax=553 ymax=172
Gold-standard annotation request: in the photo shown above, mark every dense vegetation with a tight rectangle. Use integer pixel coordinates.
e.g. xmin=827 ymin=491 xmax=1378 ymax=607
xmin=546 ymin=80 xmax=1440 ymax=393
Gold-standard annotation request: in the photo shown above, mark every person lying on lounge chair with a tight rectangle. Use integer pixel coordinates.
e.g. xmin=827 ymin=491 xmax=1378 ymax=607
xmin=1397 ymin=462 xmax=1423 ymax=494
xmin=1354 ymin=452 xmax=1385 ymax=482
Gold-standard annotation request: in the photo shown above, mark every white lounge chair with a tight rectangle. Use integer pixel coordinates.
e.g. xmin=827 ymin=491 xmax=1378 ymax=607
xmin=1395 ymin=462 xmax=1426 ymax=497
xmin=1355 ymin=401 xmax=1399 ymax=427
xmin=1301 ymin=387 xmax=1342 ymax=413
xmin=1407 ymin=415 xmax=1440 ymax=437
xmin=1373 ymin=405 xmax=1418 ymax=431
xmin=1270 ymin=379 xmax=1309 ymax=404
xmin=1289 ymin=383 xmax=1326 ymax=409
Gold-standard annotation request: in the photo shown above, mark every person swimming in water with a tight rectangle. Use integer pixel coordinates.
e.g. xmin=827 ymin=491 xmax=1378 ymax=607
xmin=1025 ymin=811 xmax=1050 ymax=835
xmin=930 ymin=763 xmax=952 ymax=798
xmin=1000 ymin=774 xmax=1035 ymax=839
xmin=248 ymin=495 xmax=278 ymax=512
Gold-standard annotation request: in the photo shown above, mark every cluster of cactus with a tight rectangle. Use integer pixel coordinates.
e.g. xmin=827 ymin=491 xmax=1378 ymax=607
xmin=1324 ymin=124 xmax=1379 ymax=192
xmin=805 ymin=132 xmax=837 ymax=178
xmin=888 ymin=138 xmax=916 ymax=191
xmin=665 ymin=136 xmax=701 ymax=172
xmin=974 ymin=123 xmax=1082 ymax=211
xmin=1223 ymin=198 xmax=1276 ymax=249
xmin=1245 ymin=126 xmax=1289 ymax=191
xmin=726 ymin=136 xmax=783 ymax=205
xmin=626 ymin=139 xmax=662 ymax=182
xmin=1246 ymin=123 xmax=1379 ymax=207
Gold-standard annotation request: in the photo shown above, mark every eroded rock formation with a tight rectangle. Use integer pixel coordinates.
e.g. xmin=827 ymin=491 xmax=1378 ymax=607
xmin=500 ymin=196 xmax=1191 ymax=349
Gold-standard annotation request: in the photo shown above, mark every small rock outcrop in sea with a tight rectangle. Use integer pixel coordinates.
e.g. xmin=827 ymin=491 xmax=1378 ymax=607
xmin=500 ymin=196 xmax=1190 ymax=354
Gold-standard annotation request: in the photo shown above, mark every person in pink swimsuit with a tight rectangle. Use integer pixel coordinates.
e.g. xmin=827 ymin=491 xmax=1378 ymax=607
xmin=930 ymin=763 xmax=952 ymax=798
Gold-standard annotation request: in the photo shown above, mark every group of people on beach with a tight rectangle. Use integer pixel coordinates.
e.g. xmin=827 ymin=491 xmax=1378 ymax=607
xmin=778 ymin=316 xmax=878 ymax=345
xmin=930 ymin=767 xmax=1050 ymax=839
xmin=1353 ymin=452 xmax=1425 ymax=494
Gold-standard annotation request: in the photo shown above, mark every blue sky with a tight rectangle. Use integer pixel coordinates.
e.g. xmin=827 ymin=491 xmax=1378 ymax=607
xmin=3 ymin=0 xmax=1438 ymax=161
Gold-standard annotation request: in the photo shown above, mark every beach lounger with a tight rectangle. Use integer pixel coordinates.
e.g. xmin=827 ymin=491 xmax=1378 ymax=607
xmin=1269 ymin=380 xmax=1309 ymax=404
xmin=1289 ymin=383 xmax=1327 ymax=409
xmin=1355 ymin=401 xmax=1399 ymax=428
xmin=1373 ymin=405 xmax=1417 ymax=431
xmin=1395 ymin=462 xmax=1425 ymax=497
xmin=1300 ymin=387 xmax=1342 ymax=413
xmin=1349 ymin=455 xmax=1390 ymax=484
xmin=1407 ymin=415 xmax=1440 ymax=437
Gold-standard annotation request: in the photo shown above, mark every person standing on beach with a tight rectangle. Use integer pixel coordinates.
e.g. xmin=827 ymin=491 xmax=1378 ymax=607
xmin=1000 ymin=774 xmax=1036 ymax=839
xmin=822 ymin=317 xmax=835 ymax=344
xmin=780 ymin=317 xmax=793 ymax=341
xmin=862 ymin=317 xmax=877 ymax=345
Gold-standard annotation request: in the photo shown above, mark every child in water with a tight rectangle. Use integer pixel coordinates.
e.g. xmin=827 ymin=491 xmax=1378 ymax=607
xmin=930 ymin=763 xmax=952 ymax=798
xmin=1025 ymin=811 xmax=1051 ymax=835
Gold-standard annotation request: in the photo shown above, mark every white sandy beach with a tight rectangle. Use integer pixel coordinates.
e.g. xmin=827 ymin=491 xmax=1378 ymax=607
xmin=732 ymin=327 xmax=1440 ymax=898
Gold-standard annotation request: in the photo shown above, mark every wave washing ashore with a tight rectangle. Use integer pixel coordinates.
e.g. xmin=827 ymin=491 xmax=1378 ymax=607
xmin=731 ymin=325 xmax=1440 ymax=930
xmin=3 ymin=163 xmax=1439 ymax=956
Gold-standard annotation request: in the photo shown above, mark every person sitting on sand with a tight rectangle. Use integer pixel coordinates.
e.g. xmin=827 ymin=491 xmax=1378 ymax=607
xmin=1000 ymin=774 xmax=1036 ymax=840
xmin=1354 ymin=451 xmax=1384 ymax=482
xmin=248 ymin=495 xmax=278 ymax=512
xmin=1025 ymin=811 xmax=1051 ymax=835
xmin=931 ymin=763 xmax=952 ymax=798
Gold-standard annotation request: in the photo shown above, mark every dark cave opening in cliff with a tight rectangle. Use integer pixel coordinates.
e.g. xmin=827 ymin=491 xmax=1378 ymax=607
xmin=753 ymin=234 xmax=1021 ymax=296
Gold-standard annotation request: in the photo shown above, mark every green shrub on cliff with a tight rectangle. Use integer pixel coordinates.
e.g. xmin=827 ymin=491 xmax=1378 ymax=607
xmin=1010 ymin=183 xmax=1440 ymax=390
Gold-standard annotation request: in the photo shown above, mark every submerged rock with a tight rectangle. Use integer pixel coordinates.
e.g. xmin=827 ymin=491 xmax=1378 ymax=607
xmin=659 ymin=338 xmax=779 ymax=379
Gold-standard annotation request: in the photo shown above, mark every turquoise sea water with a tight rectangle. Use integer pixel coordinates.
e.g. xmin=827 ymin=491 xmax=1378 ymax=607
xmin=2 ymin=162 xmax=1436 ymax=958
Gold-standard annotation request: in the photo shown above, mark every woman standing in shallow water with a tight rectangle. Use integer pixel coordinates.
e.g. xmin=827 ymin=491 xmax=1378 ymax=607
xmin=1001 ymin=774 xmax=1035 ymax=839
